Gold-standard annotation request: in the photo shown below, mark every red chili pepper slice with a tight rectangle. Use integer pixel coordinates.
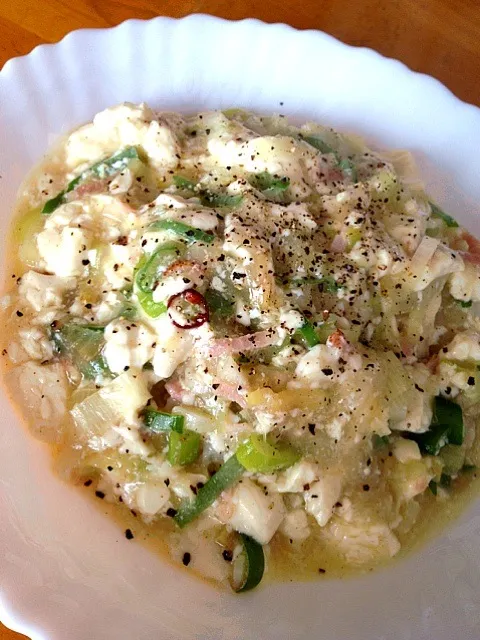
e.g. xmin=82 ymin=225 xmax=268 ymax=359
xmin=167 ymin=289 xmax=209 ymax=329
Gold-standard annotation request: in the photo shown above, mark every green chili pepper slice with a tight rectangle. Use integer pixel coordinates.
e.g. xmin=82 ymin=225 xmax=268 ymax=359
xmin=136 ymin=243 xmax=183 ymax=293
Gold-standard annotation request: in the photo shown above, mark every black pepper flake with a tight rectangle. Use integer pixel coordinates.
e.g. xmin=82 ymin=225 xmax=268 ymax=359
xmin=363 ymin=484 xmax=370 ymax=491
xmin=182 ymin=552 xmax=191 ymax=566
xmin=166 ymin=507 xmax=177 ymax=517
xmin=95 ymin=490 xmax=105 ymax=499
xmin=222 ymin=549 xmax=233 ymax=562
xmin=468 ymin=376 xmax=475 ymax=386
xmin=318 ymin=568 xmax=326 ymax=574
xmin=125 ymin=528 xmax=134 ymax=540
xmin=308 ymin=424 xmax=316 ymax=435
xmin=83 ymin=479 xmax=92 ymax=487
xmin=16 ymin=310 xmax=23 ymax=317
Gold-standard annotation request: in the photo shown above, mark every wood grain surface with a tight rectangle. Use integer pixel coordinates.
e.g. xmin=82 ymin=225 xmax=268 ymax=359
xmin=0 ymin=1 xmax=479 ymax=639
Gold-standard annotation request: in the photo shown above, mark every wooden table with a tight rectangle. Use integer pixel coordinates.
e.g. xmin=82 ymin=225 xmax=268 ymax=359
xmin=0 ymin=1 xmax=479 ymax=638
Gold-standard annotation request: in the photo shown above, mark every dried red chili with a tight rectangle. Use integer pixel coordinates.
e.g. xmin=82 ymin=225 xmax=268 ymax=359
xmin=167 ymin=289 xmax=209 ymax=329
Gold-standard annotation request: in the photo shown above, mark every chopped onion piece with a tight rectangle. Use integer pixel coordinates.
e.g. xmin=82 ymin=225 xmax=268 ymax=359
xmin=71 ymin=369 xmax=150 ymax=439
xmin=410 ymin=236 xmax=439 ymax=273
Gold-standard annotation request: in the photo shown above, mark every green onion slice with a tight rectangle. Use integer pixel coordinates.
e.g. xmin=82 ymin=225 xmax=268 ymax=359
xmin=230 ymin=534 xmax=265 ymax=593
xmin=143 ymin=409 xmax=184 ymax=433
xmin=174 ymin=455 xmax=245 ymax=528
xmin=201 ymin=193 xmax=243 ymax=208
xmin=172 ymin=175 xmax=197 ymax=190
xmin=413 ymin=396 xmax=464 ymax=455
xmin=148 ymin=220 xmax=215 ymax=245
xmin=205 ymin=289 xmax=234 ymax=318
xmin=42 ymin=146 xmax=139 ymax=214
xmin=249 ymin=171 xmax=290 ymax=200
xmin=167 ymin=430 xmax=201 ymax=466
xmin=429 ymin=202 xmax=458 ymax=228
xmin=294 ymin=320 xmax=320 ymax=349
xmin=300 ymin=135 xmax=357 ymax=182
xmin=50 ymin=323 xmax=110 ymax=379
xmin=235 ymin=434 xmax=300 ymax=473
xmin=433 ymin=395 xmax=464 ymax=445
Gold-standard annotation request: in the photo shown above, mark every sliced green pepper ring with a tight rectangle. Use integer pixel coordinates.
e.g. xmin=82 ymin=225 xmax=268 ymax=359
xmin=230 ymin=534 xmax=265 ymax=593
xmin=136 ymin=242 xmax=184 ymax=293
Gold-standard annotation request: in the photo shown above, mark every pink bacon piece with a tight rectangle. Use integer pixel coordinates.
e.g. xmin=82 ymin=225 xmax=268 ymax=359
xmin=208 ymin=330 xmax=279 ymax=357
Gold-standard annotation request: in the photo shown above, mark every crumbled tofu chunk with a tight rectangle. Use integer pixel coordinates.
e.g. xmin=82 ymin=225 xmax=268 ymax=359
xmin=391 ymin=364 xmax=434 ymax=433
xmin=304 ymin=473 xmax=342 ymax=527
xmin=275 ymin=461 xmax=319 ymax=493
xmin=441 ymin=331 xmax=480 ymax=362
xmin=133 ymin=483 xmax=170 ymax=517
xmin=326 ymin=518 xmax=401 ymax=562
xmin=10 ymin=327 xmax=54 ymax=362
xmin=66 ymin=103 xmax=181 ymax=173
xmin=219 ymin=478 xmax=285 ymax=545
xmin=280 ymin=509 xmax=311 ymax=541
xmin=19 ymin=271 xmax=76 ymax=312
xmin=112 ymin=424 xmax=155 ymax=457
xmin=449 ymin=262 xmax=480 ymax=302
xmin=104 ymin=319 xmax=156 ymax=374
xmin=294 ymin=344 xmax=339 ymax=388
xmin=150 ymin=315 xmax=195 ymax=379
xmin=37 ymin=227 xmax=91 ymax=276
xmin=393 ymin=439 xmax=422 ymax=463
xmin=102 ymin=244 xmax=137 ymax=290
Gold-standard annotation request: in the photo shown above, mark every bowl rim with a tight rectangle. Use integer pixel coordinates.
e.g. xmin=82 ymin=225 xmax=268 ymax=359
xmin=1 ymin=12 xmax=479 ymax=115
xmin=1 ymin=13 xmax=480 ymax=640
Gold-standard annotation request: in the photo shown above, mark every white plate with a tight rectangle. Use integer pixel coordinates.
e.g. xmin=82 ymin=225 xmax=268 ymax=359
xmin=1 ymin=14 xmax=480 ymax=640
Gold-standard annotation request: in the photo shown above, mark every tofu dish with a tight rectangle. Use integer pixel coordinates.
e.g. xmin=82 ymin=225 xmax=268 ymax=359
xmin=2 ymin=103 xmax=480 ymax=591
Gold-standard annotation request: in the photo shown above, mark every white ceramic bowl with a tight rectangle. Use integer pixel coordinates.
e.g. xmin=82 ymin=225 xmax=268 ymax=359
xmin=1 ymin=15 xmax=480 ymax=640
